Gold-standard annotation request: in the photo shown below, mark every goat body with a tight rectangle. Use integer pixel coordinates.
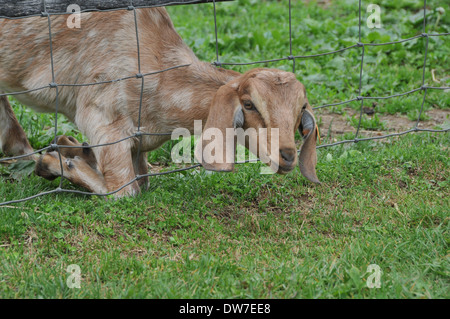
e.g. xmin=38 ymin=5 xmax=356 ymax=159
xmin=0 ymin=8 xmax=319 ymax=197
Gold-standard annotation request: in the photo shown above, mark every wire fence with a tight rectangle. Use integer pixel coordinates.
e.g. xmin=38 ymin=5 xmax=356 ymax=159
xmin=0 ymin=0 xmax=448 ymax=206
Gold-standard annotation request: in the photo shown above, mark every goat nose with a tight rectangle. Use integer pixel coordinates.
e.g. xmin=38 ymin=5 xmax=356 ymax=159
xmin=280 ymin=148 xmax=296 ymax=164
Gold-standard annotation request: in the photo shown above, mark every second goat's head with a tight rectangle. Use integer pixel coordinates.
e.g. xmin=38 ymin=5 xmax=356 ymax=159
xmin=196 ymin=68 xmax=320 ymax=183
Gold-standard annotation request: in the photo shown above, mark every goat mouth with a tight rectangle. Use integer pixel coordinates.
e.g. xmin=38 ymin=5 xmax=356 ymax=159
xmin=277 ymin=165 xmax=296 ymax=175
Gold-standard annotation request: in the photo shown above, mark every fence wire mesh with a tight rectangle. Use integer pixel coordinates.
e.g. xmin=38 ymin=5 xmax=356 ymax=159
xmin=0 ymin=0 xmax=448 ymax=206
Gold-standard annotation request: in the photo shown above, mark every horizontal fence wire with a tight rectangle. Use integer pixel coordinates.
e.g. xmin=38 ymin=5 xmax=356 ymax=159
xmin=0 ymin=0 xmax=449 ymax=206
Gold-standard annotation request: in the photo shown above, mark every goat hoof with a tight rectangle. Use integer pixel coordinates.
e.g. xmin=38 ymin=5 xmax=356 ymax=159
xmin=65 ymin=158 xmax=74 ymax=170
xmin=35 ymin=152 xmax=60 ymax=181
xmin=47 ymin=135 xmax=98 ymax=169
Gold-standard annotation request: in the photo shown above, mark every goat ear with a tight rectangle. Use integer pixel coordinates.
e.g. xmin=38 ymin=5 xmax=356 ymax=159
xmin=298 ymin=108 xmax=320 ymax=183
xmin=195 ymin=84 xmax=242 ymax=172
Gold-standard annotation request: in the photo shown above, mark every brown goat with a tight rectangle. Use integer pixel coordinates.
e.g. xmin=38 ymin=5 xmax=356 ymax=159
xmin=0 ymin=7 xmax=320 ymax=197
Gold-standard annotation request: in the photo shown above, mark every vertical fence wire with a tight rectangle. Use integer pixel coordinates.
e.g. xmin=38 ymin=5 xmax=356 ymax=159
xmin=43 ymin=0 xmax=66 ymax=191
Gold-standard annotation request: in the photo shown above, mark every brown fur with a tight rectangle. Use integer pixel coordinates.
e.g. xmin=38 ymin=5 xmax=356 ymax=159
xmin=0 ymin=8 xmax=319 ymax=197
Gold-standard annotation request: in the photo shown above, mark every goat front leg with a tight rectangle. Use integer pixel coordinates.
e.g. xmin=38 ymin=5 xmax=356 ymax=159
xmin=36 ymin=134 xmax=136 ymax=196
xmin=75 ymin=95 xmax=141 ymax=197
xmin=35 ymin=151 xmax=108 ymax=194
xmin=88 ymin=128 xmax=141 ymax=197
xmin=35 ymin=133 xmax=106 ymax=193
xmin=51 ymin=135 xmax=98 ymax=170
xmin=133 ymin=151 xmax=149 ymax=189
xmin=0 ymin=96 xmax=34 ymax=159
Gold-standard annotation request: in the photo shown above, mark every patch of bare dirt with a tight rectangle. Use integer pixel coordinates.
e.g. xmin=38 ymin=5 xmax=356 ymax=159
xmin=316 ymin=107 xmax=449 ymax=141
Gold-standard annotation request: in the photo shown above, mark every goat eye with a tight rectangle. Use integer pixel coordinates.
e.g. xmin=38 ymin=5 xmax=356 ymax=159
xmin=243 ymin=100 xmax=256 ymax=111
xmin=302 ymin=103 xmax=307 ymax=110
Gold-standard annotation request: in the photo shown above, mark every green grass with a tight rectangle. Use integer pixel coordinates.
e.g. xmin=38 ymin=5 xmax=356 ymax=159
xmin=1 ymin=0 xmax=449 ymax=298
xmin=1 ymin=133 xmax=449 ymax=298
xmin=347 ymin=113 xmax=387 ymax=130
xmin=170 ymin=0 xmax=449 ymax=117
